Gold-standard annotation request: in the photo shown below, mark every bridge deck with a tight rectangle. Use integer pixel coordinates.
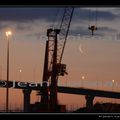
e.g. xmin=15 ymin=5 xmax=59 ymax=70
xmin=58 ymin=86 xmax=120 ymax=99
xmin=0 ymin=80 xmax=120 ymax=99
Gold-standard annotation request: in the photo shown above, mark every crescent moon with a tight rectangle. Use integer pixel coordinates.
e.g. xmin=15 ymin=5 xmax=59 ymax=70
xmin=79 ymin=44 xmax=83 ymax=54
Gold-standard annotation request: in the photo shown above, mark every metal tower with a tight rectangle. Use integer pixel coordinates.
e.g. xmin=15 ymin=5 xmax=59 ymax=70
xmin=40 ymin=7 xmax=74 ymax=112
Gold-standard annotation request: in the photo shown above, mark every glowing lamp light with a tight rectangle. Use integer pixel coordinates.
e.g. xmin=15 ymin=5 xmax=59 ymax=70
xmin=112 ymin=79 xmax=115 ymax=83
xmin=82 ymin=76 xmax=85 ymax=80
xmin=19 ymin=69 xmax=22 ymax=73
xmin=6 ymin=31 xmax=12 ymax=37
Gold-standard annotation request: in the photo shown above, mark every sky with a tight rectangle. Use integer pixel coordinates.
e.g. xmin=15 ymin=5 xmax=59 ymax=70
xmin=0 ymin=7 xmax=120 ymax=111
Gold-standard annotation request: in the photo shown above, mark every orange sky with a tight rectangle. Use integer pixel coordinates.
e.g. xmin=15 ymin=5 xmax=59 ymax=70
xmin=1 ymin=35 xmax=120 ymax=111
xmin=0 ymin=8 xmax=120 ymax=111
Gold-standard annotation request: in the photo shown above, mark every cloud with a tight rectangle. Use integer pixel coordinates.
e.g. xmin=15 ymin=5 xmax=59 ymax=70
xmin=98 ymin=26 xmax=117 ymax=32
xmin=74 ymin=8 xmax=119 ymax=21
xmin=0 ymin=7 xmax=118 ymax=23
xmin=0 ymin=23 xmax=10 ymax=29
xmin=0 ymin=7 xmax=119 ymax=38
xmin=0 ymin=22 xmax=32 ymax=32
xmin=69 ymin=25 xmax=117 ymax=37
xmin=15 ymin=23 xmax=32 ymax=31
xmin=0 ymin=8 xmax=62 ymax=22
xmin=25 ymin=32 xmax=42 ymax=40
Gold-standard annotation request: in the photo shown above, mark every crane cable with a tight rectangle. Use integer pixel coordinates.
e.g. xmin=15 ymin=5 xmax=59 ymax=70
xmin=88 ymin=8 xmax=98 ymax=27
xmin=95 ymin=8 xmax=98 ymax=26
xmin=88 ymin=8 xmax=91 ymax=27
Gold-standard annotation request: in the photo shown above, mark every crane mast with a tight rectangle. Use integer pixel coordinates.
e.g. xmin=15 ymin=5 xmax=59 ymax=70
xmin=40 ymin=7 xmax=74 ymax=112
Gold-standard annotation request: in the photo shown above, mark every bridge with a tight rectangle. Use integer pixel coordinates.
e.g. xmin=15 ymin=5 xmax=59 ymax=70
xmin=1 ymin=80 xmax=120 ymax=112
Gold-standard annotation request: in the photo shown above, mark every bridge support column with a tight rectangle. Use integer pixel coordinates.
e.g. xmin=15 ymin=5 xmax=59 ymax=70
xmin=85 ymin=95 xmax=94 ymax=111
xmin=23 ymin=89 xmax=32 ymax=112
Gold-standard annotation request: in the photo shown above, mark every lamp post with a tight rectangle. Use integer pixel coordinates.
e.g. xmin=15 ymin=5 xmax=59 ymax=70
xmin=6 ymin=31 xmax=12 ymax=112
xmin=81 ymin=75 xmax=85 ymax=88
xmin=19 ymin=69 xmax=22 ymax=81
xmin=112 ymin=79 xmax=115 ymax=91
xmin=112 ymin=79 xmax=116 ymax=103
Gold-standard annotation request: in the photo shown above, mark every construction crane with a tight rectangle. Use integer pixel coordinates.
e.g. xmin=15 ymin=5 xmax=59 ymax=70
xmin=39 ymin=7 xmax=74 ymax=112
xmin=88 ymin=25 xmax=97 ymax=35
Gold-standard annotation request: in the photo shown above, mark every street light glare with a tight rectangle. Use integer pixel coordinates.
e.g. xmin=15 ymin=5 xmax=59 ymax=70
xmin=5 ymin=30 xmax=12 ymax=112
xmin=112 ymin=79 xmax=115 ymax=83
xmin=19 ymin=69 xmax=22 ymax=73
xmin=82 ymin=76 xmax=85 ymax=80
xmin=6 ymin=31 xmax=12 ymax=37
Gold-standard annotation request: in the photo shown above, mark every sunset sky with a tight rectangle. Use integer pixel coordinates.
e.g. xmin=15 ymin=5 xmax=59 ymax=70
xmin=0 ymin=7 xmax=120 ymax=111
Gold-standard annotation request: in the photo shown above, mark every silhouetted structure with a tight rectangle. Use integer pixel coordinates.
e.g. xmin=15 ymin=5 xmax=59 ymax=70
xmin=1 ymin=80 xmax=120 ymax=112
xmin=74 ymin=102 xmax=120 ymax=113
xmin=23 ymin=89 xmax=31 ymax=112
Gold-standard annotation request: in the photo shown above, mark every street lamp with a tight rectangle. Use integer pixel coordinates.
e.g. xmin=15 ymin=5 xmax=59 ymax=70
xmin=6 ymin=31 xmax=12 ymax=112
xmin=112 ymin=79 xmax=115 ymax=91
xmin=81 ymin=75 xmax=85 ymax=88
xmin=6 ymin=31 xmax=12 ymax=37
xmin=19 ymin=69 xmax=22 ymax=81
xmin=112 ymin=79 xmax=116 ymax=103
xmin=19 ymin=69 xmax=22 ymax=73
